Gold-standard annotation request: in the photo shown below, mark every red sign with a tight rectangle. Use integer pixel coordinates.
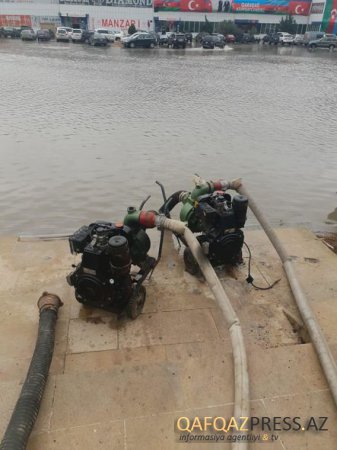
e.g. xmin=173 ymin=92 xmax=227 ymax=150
xmin=0 ymin=15 xmax=32 ymax=27
xmin=101 ymin=18 xmax=141 ymax=28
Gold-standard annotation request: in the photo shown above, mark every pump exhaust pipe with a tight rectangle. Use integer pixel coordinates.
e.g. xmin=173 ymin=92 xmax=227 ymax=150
xmin=0 ymin=292 xmax=63 ymax=450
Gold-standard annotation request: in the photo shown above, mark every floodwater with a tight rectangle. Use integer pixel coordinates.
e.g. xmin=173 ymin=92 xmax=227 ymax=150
xmin=0 ymin=39 xmax=337 ymax=235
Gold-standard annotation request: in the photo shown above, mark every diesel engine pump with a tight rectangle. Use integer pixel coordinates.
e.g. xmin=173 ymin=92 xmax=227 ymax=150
xmin=67 ymin=206 xmax=160 ymax=319
xmin=158 ymin=176 xmax=248 ymax=275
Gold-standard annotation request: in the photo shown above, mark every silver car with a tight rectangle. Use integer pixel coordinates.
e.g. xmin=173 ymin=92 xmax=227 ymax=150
xmin=21 ymin=29 xmax=36 ymax=41
xmin=309 ymin=35 xmax=337 ymax=50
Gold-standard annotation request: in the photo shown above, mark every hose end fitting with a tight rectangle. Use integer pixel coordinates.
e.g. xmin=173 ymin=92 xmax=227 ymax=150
xmin=37 ymin=292 xmax=63 ymax=313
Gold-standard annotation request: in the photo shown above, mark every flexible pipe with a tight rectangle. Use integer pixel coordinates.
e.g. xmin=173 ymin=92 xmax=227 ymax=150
xmin=155 ymin=216 xmax=250 ymax=450
xmin=0 ymin=292 xmax=63 ymax=450
xmin=237 ymin=184 xmax=337 ymax=408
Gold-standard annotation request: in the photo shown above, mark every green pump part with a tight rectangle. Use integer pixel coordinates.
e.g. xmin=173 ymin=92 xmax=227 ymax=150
xmin=179 ymin=178 xmax=234 ymax=232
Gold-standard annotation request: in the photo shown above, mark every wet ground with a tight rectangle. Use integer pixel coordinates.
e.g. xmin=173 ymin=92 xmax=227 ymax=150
xmin=1 ymin=228 xmax=337 ymax=449
xmin=1 ymin=39 xmax=337 ymax=234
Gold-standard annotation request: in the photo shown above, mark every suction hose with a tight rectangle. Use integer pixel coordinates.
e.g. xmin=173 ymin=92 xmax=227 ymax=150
xmin=0 ymin=292 xmax=63 ymax=450
xmin=155 ymin=215 xmax=250 ymax=450
xmin=236 ymin=183 xmax=337 ymax=408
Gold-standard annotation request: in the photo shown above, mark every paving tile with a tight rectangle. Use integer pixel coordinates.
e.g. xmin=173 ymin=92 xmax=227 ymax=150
xmin=27 ymin=420 xmax=124 ymax=450
xmin=248 ymin=344 xmax=324 ymax=400
xmin=65 ymin=345 xmax=166 ymax=374
xmin=263 ymin=390 xmax=337 ymax=450
xmin=9 ymin=240 xmax=74 ymax=272
xmin=125 ymin=401 xmax=284 ymax=450
xmin=118 ymin=309 xmax=219 ymax=349
xmin=67 ymin=316 xmax=118 ymax=354
xmin=143 ymin=280 xmax=216 ymax=313
xmin=0 ymin=316 xmax=68 ymax=360
xmin=51 ymin=364 xmax=185 ymax=429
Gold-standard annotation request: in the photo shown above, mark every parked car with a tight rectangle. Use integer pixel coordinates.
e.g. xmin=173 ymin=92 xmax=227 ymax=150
xmin=185 ymin=32 xmax=193 ymax=44
xmin=21 ymin=29 xmax=36 ymax=41
xmin=293 ymin=34 xmax=304 ymax=45
xmin=202 ymin=34 xmax=225 ymax=49
xmin=277 ymin=32 xmax=295 ymax=45
xmin=168 ymin=33 xmax=187 ymax=49
xmin=309 ymin=35 xmax=337 ymax=49
xmin=37 ymin=29 xmax=51 ymax=41
xmin=71 ymin=29 xmax=83 ymax=42
xmin=225 ymin=34 xmax=236 ymax=43
xmin=81 ymin=30 xmax=93 ymax=43
xmin=123 ymin=33 xmax=157 ymax=48
xmin=303 ymin=31 xmax=325 ymax=45
xmin=254 ymin=33 xmax=267 ymax=42
xmin=236 ymin=33 xmax=255 ymax=43
xmin=56 ymin=28 xmax=70 ymax=42
xmin=110 ymin=30 xmax=125 ymax=40
xmin=158 ymin=31 xmax=174 ymax=46
xmin=3 ymin=27 xmax=18 ymax=38
xmin=263 ymin=33 xmax=280 ymax=45
xmin=89 ymin=31 xmax=108 ymax=46
xmin=95 ymin=28 xmax=115 ymax=42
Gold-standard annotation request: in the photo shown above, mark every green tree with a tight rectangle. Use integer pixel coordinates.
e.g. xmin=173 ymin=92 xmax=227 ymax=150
xmin=201 ymin=16 xmax=213 ymax=34
xmin=128 ymin=24 xmax=137 ymax=35
xmin=218 ymin=20 xmax=240 ymax=35
xmin=277 ymin=15 xmax=297 ymax=34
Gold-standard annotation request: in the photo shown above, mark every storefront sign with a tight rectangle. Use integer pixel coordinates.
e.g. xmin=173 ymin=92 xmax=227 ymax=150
xmin=59 ymin=0 xmax=152 ymax=7
xmin=0 ymin=14 xmax=32 ymax=25
xmin=154 ymin=0 xmax=311 ymax=14
xmin=101 ymin=17 xmax=141 ymax=26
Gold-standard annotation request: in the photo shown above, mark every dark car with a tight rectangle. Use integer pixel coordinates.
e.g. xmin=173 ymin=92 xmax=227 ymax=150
xmin=3 ymin=27 xmax=16 ymax=38
xmin=81 ymin=30 xmax=93 ymax=43
xmin=236 ymin=33 xmax=255 ymax=44
xmin=309 ymin=35 xmax=337 ymax=49
xmin=263 ymin=33 xmax=280 ymax=45
xmin=168 ymin=33 xmax=187 ymax=49
xmin=88 ymin=31 xmax=108 ymax=46
xmin=37 ymin=29 xmax=51 ymax=41
xmin=185 ymin=32 xmax=193 ymax=44
xmin=202 ymin=34 xmax=224 ymax=49
xmin=123 ymin=33 xmax=157 ymax=49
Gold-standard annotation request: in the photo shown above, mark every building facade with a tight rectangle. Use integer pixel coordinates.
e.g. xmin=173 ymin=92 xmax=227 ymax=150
xmin=0 ymin=0 xmax=335 ymax=33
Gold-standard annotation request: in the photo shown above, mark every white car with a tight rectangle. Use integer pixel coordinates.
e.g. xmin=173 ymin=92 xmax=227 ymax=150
xmin=110 ymin=30 xmax=125 ymax=40
xmin=277 ymin=32 xmax=295 ymax=45
xmin=71 ymin=29 xmax=83 ymax=42
xmin=254 ymin=33 xmax=267 ymax=42
xmin=56 ymin=28 xmax=70 ymax=42
xmin=95 ymin=28 xmax=115 ymax=42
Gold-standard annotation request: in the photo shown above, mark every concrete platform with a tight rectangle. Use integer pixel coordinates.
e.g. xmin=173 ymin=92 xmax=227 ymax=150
xmin=0 ymin=228 xmax=336 ymax=449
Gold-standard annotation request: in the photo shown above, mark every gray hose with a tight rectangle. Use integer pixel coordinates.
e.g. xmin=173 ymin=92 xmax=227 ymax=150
xmin=237 ymin=183 xmax=337 ymax=408
xmin=155 ymin=216 xmax=250 ymax=450
xmin=0 ymin=292 xmax=63 ymax=450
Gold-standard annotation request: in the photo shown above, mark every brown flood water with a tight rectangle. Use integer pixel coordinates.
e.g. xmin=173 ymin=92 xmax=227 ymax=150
xmin=0 ymin=39 xmax=337 ymax=235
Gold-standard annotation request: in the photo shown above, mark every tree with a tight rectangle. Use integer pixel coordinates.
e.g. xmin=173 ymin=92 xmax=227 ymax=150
xmin=219 ymin=20 xmax=240 ymax=36
xmin=201 ymin=16 xmax=213 ymax=34
xmin=128 ymin=24 xmax=137 ymax=35
xmin=277 ymin=15 xmax=297 ymax=34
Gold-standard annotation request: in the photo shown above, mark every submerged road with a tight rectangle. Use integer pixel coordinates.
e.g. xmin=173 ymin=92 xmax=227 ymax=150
xmin=0 ymin=39 xmax=336 ymax=234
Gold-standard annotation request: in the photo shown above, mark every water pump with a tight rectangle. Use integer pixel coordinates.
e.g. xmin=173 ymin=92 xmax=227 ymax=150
xmin=159 ymin=176 xmax=248 ymax=275
xmin=67 ymin=213 xmax=158 ymax=319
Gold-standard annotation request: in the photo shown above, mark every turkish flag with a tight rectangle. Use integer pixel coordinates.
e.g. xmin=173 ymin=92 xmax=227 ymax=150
xmin=180 ymin=0 xmax=212 ymax=12
xmin=288 ymin=1 xmax=311 ymax=15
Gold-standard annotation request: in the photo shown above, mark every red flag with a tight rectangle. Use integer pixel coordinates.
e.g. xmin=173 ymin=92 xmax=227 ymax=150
xmin=288 ymin=1 xmax=311 ymax=15
xmin=180 ymin=0 xmax=212 ymax=12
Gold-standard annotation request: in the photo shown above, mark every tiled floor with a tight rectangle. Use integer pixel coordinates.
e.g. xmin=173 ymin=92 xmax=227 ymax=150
xmin=0 ymin=229 xmax=336 ymax=449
